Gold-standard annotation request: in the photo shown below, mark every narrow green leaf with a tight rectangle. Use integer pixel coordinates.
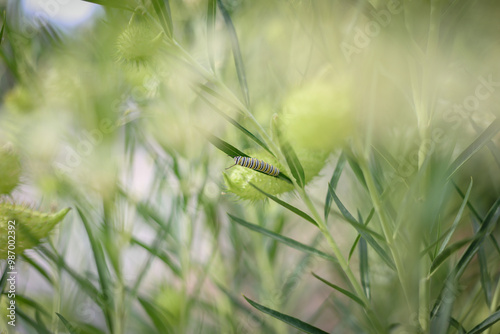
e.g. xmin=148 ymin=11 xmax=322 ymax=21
xmin=20 ymin=254 xmax=53 ymax=285
xmin=348 ymin=209 xmax=374 ymax=261
xmin=359 ymin=237 xmax=370 ymax=299
xmin=473 ymin=219 xmax=492 ymax=305
xmin=469 ymin=117 xmax=500 ymax=168
xmin=151 ymin=0 xmax=173 ymax=39
xmin=432 ymin=196 xmax=500 ymax=317
xmin=447 ymin=118 xmax=500 ymax=179
xmin=14 ymin=295 xmax=51 ymax=318
xmin=454 ymin=197 xmax=500 ymax=279
xmin=325 ymin=153 xmax=346 ymax=220
xmin=16 ymin=308 xmax=51 ymax=334
xmin=467 ymin=310 xmax=500 ymax=334
xmin=357 ymin=210 xmax=371 ymax=299
xmin=312 ymin=272 xmax=365 ymax=307
xmin=206 ymin=0 xmax=216 ymax=71
xmin=56 ymin=313 xmax=78 ymax=334
xmin=438 ymin=179 xmax=473 ymax=254
xmin=244 ymin=296 xmax=329 ymax=334
xmin=0 ymin=11 xmax=6 ymax=44
xmin=228 ymin=213 xmax=336 ymax=262
xmin=76 ymin=207 xmax=114 ymax=333
xmin=214 ymin=282 xmax=274 ymax=333
xmin=130 ymin=237 xmax=182 ymax=277
xmin=201 ymin=130 xmax=249 ymax=158
xmin=269 ymin=215 xmax=286 ymax=261
xmin=430 ymin=275 xmax=457 ymax=334
xmin=216 ymin=0 xmax=249 ymax=106
xmin=35 ymin=311 xmax=50 ymax=333
xmin=449 ymin=317 xmax=467 ymax=334
xmin=198 ymin=94 xmax=274 ymax=156
xmin=429 ymin=238 xmax=473 ymax=275
xmin=249 ymin=183 xmax=317 ymax=226
xmin=138 ymin=297 xmax=174 ymax=334
xmin=280 ymin=140 xmax=305 ymax=188
xmin=348 ymin=234 xmax=361 ymax=261
xmin=328 ymin=184 xmax=395 ymax=270
xmin=36 ymin=245 xmax=104 ymax=306
xmin=454 ymin=182 xmax=500 ymax=255
xmin=197 ymin=83 xmax=243 ymax=111
xmin=345 ymin=151 xmax=368 ymax=189
xmin=327 ymin=185 xmax=384 ymax=240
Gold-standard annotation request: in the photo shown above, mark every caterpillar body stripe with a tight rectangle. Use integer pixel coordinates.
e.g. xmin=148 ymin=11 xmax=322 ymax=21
xmin=227 ymin=156 xmax=280 ymax=177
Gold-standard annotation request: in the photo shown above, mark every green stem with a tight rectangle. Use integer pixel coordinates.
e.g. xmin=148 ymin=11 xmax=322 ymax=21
xmin=358 ymin=156 xmax=414 ymax=315
xmin=297 ymin=187 xmax=384 ymax=333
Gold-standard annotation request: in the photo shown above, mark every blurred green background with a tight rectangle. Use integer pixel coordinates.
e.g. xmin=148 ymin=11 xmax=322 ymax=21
xmin=1 ymin=0 xmax=500 ymax=333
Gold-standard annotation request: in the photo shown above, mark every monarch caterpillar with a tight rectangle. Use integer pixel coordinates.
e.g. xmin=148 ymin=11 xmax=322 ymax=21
xmin=227 ymin=156 xmax=280 ymax=177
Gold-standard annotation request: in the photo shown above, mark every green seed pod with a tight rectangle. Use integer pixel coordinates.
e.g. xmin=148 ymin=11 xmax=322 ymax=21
xmin=116 ymin=20 xmax=163 ymax=66
xmin=0 ymin=203 xmax=70 ymax=258
xmin=224 ymin=151 xmax=293 ymax=201
xmin=0 ymin=148 xmax=22 ymax=195
xmin=224 ymin=149 xmax=328 ymax=200
xmin=282 ymin=80 xmax=354 ymax=152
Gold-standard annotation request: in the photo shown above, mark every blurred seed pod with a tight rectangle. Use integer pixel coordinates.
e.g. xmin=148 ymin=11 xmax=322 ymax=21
xmin=0 ymin=203 xmax=70 ymax=258
xmin=282 ymin=80 xmax=355 ymax=152
xmin=116 ymin=19 xmax=163 ymax=66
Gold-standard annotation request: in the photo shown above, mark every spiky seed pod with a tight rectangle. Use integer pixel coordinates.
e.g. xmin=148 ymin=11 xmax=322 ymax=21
xmin=224 ymin=149 xmax=328 ymax=200
xmin=0 ymin=149 xmax=22 ymax=195
xmin=0 ymin=203 xmax=70 ymax=258
xmin=224 ymin=151 xmax=293 ymax=201
xmin=116 ymin=20 xmax=163 ymax=66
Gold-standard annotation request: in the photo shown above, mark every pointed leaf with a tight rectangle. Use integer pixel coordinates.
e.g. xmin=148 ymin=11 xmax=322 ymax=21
xmin=439 ymin=179 xmax=473 ymax=253
xmin=249 ymin=183 xmax=317 ymax=226
xmin=0 ymin=11 xmax=6 ymax=44
xmin=359 ymin=236 xmax=370 ymax=299
xmin=131 ymin=238 xmax=181 ymax=277
xmin=328 ymin=184 xmax=395 ymax=270
xmin=312 ymin=272 xmax=365 ymax=307
xmin=454 ymin=197 xmax=500 ymax=279
xmin=454 ymin=182 xmax=500 ymax=255
xmin=467 ymin=310 xmax=500 ymax=334
xmin=199 ymin=94 xmax=274 ymax=156
xmin=244 ymin=296 xmax=329 ymax=334
xmin=430 ymin=238 xmax=473 ymax=275
xmin=432 ymin=196 xmax=500 ymax=317
xmin=201 ymin=130 xmax=249 ymax=158
xmin=216 ymin=0 xmax=249 ymax=106
xmin=56 ymin=313 xmax=78 ymax=334
xmin=76 ymin=207 xmax=114 ymax=333
xmin=447 ymin=118 xmax=500 ymax=179
xmin=280 ymin=140 xmax=305 ymax=187
xmin=325 ymin=153 xmax=346 ymax=220
xmin=345 ymin=151 xmax=367 ymax=189
xmin=151 ymin=0 xmax=173 ymax=38
xmin=16 ymin=308 xmax=51 ymax=334
xmin=138 ymin=297 xmax=174 ymax=334
xmin=228 ymin=214 xmax=336 ymax=262
xmin=473 ymin=218 xmax=492 ymax=305
xmin=348 ymin=209 xmax=374 ymax=261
